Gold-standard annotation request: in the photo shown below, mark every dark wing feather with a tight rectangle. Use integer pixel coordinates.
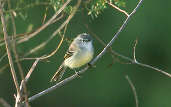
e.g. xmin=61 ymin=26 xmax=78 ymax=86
xmin=64 ymin=51 xmax=74 ymax=59
xmin=64 ymin=43 xmax=77 ymax=59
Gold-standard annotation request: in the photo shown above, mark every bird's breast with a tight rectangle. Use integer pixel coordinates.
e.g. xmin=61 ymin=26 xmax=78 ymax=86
xmin=64 ymin=47 xmax=94 ymax=69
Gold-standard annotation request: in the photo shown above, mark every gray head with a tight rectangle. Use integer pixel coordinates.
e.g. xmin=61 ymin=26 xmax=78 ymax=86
xmin=75 ymin=33 xmax=92 ymax=42
xmin=73 ymin=33 xmax=93 ymax=48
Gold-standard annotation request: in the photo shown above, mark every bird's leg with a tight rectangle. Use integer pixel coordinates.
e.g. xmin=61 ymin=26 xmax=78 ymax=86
xmin=74 ymin=69 xmax=82 ymax=78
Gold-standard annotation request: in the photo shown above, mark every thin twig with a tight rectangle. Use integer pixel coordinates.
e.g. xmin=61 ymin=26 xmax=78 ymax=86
xmin=25 ymin=59 xmax=40 ymax=82
xmin=18 ymin=58 xmax=40 ymax=107
xmin=42 ymin=7 xmax=49 ymax=25
xmin=136 ymin=61 xmax=171 ymax=77
xmin=51 ymin=13 xmax=64 ymax=25
xmin=0 ymin=98 xmax=11 ymax=107
xmin=20 ymin=0 xmax=77 ymax=60
xmin=107 ymin=1 xmax=129 ymax=17
xmin=19 ymin=59 xmax=40 ymax=98
xmin=17 ymin=0 xmax=72 ymax=44
xmin=0 ymin=63 xmax=8 ymax=73
xmin=27 ymin=0 xmax=143 ymax=102
xmin=125 ymin=75 xmax=138 ymax=107
xmin=133 ymin=39 xmax=138 ymax=63
xmin=22 ymin=25 xmax=66 ymax=60
xmin=0 ymin=53 xmax=7 ymax=62
xmin=0 ymin=0 xmax=21 ymax=102
xmin=4 ymin=2 xmax=51 ymax=14
xmin=36 ymin=24 xmax=67 ymax=60
xmin=7 ymin=0 xmax=29 ymax=106
xmin=132 ymin=38 xmax=171 ymax=77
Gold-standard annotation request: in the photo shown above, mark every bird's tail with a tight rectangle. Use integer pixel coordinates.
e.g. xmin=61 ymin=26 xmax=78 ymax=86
xmin=50 ymin=64 xmax=67 ymax=82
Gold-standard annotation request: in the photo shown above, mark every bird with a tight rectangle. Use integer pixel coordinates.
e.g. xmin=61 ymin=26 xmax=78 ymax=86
xmin=50 ymin=33 xmax=94 ymax=82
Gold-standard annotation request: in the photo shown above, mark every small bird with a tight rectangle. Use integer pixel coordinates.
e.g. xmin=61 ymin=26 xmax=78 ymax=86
xmin=50 ymin=33 xmax=94 ymax=82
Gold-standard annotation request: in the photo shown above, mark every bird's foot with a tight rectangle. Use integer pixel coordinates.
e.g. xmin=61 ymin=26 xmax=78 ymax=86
xmin=74 ymin=70 xmax=82 ymax=78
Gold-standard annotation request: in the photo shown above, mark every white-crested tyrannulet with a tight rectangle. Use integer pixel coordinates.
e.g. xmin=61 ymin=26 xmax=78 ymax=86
xmin=50 ymin=33 xmax=94 ymax=82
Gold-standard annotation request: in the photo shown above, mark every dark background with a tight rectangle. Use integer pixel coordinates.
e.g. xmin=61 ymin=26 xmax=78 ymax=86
xmin=0 ymin=0 xmax=171 ymax=107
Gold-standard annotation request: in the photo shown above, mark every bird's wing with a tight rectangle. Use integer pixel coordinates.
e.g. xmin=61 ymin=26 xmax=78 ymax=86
xmin=64 ymin=43 xmax=77 ymax=59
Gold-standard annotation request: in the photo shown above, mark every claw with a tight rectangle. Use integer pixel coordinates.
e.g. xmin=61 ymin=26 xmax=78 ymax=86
xmin=74 ymin=70 xmax=81 ymax=78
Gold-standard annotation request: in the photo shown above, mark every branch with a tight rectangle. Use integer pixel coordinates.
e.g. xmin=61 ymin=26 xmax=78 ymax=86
xmin=88 ymin=27 xmax=171 ymax=78
xmin=21 ymin=15 xmax=68 ymax=60
xmin=0 ymin=98 xmax=11 ymax=107
xmin=99 ymin=20 xmax=170 ymax=74
xmin=19 ymin=59 xmax=40 ymax=106
xmin=19 ymin=0 xmax=78 ymax=61
xmin=25 ymin=59 xmax=40 ymax=82
xmin=132 ymin=39 xmax=171 ymax=77
xmin=27 ymin=0 xmax=144 ymax=102
xmin=6 ymin=0 xmax=30 ymax=106
xmin=107 ymin=1 xmax=129 ymax=17
xmin=28 ymin=24 xmax=67 ymax=60
xmin=0 ymin=53 xmax=7 ymax=62
xmin=0 ymin=1 xmax=21 ymax=101
xmin=125 ymin=75 xmax=138 ymax=107
xmin=16 ymin=0 xmax=72 ymax=44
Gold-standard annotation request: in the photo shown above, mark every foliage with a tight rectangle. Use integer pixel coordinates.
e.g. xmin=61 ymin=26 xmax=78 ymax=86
xmin=50 ymin=0 xmax=73 ymax=14
xmin=86 ymin=0 xmax=126 ymax=19
xmin=3 ymin=0 xmax=126 ymax=20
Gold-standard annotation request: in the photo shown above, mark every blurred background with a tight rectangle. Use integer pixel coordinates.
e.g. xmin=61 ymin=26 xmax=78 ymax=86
xmin=0 ymin=0 xmax=171 ymax=107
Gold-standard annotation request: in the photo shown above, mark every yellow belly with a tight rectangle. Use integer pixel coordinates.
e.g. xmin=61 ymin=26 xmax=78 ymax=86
xmin=64 ymin=51 xmax=93 ymax=69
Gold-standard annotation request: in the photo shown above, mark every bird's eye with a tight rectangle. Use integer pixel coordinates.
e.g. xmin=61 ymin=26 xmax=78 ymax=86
xmin=78 ymin=38 xmax=90 ymax=42
xmin=79 ymin=39 xmax=85 ymax=42
xmin=83 ymin=39 xmax=90 ymax=42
